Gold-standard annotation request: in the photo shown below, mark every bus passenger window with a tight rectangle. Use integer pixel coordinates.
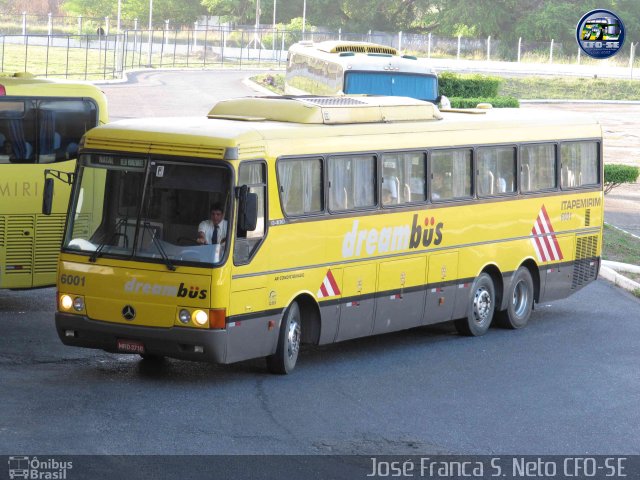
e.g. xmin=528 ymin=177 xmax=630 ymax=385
xmin=477 ymin=146 xmax=516 ymax=196
xmin=277 ymin=158 xmax=323 ymax=216
xmin=521 ymin=144 xmax=556 ymax=192
xmin=381 ymin=151 xmax=425 ymax=205
xmin=0 ymin=133 xmax=8 ymax=163
xmin=560 ymin=141 xmax=599 ymax=188
xmin=431 ymin=149 xmax=472 ymax=201
xmin=328 ymin=155 xmax=376 ymax=211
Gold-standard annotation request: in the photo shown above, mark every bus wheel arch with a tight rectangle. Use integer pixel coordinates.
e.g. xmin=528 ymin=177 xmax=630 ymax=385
xmin=520 ymin=259 xmax=541 ymax=303
xmin=266 ymin=293 xmax=320 ymax=375
xmin=293 ymin=293 xmax=321 ymax=346
xmin=483 ymin=264 xmax=504 ymax=313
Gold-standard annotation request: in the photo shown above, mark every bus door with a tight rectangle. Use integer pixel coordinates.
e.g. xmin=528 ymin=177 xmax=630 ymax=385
xmin=335 ymin=263 xmax=376 ymax=342
xmin=227 ymin=162 xmax=277 ymax=363
xmin=424 ymin=251 xmax=459 ymax=325
xmin=373 ymin=257 xmax=426 ymax=334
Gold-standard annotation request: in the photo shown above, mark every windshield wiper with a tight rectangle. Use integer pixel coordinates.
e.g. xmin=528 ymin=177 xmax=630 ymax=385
xmin=142 ymin=221 xmax=176 ymax=271
xmin=89 ymin=217 xmax=128 ymax=263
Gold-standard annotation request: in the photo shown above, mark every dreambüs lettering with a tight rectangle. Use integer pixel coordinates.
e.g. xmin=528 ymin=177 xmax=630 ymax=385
xmin=124 ymin=279 xmax=207 ymax=299
xmin=342 ymin=214 xmax=444 ymax=259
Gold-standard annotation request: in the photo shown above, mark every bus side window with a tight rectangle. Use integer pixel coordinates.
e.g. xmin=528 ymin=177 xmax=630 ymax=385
xmin=477 ymin=146 xmax=516 ymax=196
xmin=560 ymin=141 xmax=599 ymax=188
xmin=234 ymin=162 xmax=267 ymax=265
xmin=328 ymin=155 xmax=376 ymax=211
xmin=277 ymin=157 xmax=323 ymax=216
xmin=521 ymin=143 xmax=556 ymax=192
xmin=431 ymin=149 xmax=472 ymax=201
xmin=0 ymin=132 xmax=9 ymax=163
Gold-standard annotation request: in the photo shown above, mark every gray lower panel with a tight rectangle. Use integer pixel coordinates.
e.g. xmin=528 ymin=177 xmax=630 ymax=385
xmin=318 ymin=303 xmax=340 ymax=345
xmin=335 ymin=298 xmax=375 ymax=342
xmin=225 ymin=313 xmax=281 ymax=364
xmin=373 ymin=290 xmax=425 ymax=334
xmin=540 ymin=265 xmax=573 ymax=302
xmin=424 ymin=284 xmax=459 ymax=325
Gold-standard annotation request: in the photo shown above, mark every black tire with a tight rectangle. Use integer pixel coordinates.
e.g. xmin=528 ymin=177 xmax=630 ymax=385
xmin=455 ymin=272 xmax=495 ymax=336
xmin=497 ymin=267 xmax=534 ymax=329
xmin=266 ymin=301 xmax=302 ymax=374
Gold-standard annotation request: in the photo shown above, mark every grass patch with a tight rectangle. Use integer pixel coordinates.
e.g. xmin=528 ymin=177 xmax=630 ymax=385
xmin=625 ymin=271 xmax=640 ymax=283
xmin=252 ymin=73 xmax=284 ymax=94
xmin=499 ymin=76 xmax=640 ymax=100
xmin=602 ymin=224 xmax=640 ymax=266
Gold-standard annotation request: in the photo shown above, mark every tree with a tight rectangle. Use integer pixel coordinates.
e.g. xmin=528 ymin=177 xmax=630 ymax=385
xmin=200 ymin=0 xmax=256 ymax=25
xmin=62 ymin=0 xmax=206 ymax=26
xmin=604 ymin=164 xmax=640 ymax=194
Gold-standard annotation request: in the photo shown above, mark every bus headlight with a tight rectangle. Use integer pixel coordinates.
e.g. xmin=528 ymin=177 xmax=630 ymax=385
xmin=192 ymin=310 xmax=208 ymax=326
xmin=60 ymin=294 xmax=73 ymax=311
xmin=72 ymin=296 xmax=85 ymax=312
xmin=178 ymin=309 xmax=191 ymax=324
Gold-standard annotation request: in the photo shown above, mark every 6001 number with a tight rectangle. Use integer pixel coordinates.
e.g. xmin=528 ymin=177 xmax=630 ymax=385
xmin=60 ymin=274 xmax=86 ymax=286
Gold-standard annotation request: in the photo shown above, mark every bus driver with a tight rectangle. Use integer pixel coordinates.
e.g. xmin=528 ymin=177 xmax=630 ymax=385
xmin=197 ymin=203 xmax=227 ymax=247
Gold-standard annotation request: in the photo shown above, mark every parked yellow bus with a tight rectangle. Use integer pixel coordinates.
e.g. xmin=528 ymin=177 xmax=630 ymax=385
xmin=52 ymin=96 xmax=602 ymax=374
xmin=0 ymin=73 xmax=107 ymax=289
xmin=285 ymin=41 xmax=439 ymax=103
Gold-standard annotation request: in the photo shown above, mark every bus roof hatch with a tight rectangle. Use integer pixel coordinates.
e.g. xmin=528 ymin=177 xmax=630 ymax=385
xmin=208 ymin=96 xmax=442 ymax=125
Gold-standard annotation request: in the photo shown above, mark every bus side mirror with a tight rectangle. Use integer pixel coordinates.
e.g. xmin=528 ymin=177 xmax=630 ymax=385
xmin=238 ymin=185 xmax=258 ymax=232
xmin=42 ymin=178 xmax=54 ymax=215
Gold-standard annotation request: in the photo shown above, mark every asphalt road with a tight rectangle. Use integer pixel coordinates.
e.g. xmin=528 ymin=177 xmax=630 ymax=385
xmin=0 ymin=71 xmax=639 ymax=474
xmin=1 ymin=280 xmax=639 ymax=456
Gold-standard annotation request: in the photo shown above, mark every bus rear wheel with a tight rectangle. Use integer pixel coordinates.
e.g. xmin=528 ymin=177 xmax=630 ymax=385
xmin=497 ymin=267 xmax=534 ymax=329
xmin=455 ymin=273 xmax=495 ymax=336
xmin=266 ymin=301 xmax=301 ymax=374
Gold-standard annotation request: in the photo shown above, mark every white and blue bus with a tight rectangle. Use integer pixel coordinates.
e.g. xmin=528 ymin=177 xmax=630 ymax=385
xmin=285 ymin=41 xmax=439 ymax=103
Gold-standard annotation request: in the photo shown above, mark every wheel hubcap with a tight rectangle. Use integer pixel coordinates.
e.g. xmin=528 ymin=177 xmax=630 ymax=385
xmin=473 ymin=287 xmax=492 ymax=324
xmin=512 ymin=280 xmax=529 ymax=317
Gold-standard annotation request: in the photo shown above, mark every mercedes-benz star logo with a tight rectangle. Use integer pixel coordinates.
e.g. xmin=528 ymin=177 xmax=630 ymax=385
xmin=122 ymin=305 xmax=136 ymax=321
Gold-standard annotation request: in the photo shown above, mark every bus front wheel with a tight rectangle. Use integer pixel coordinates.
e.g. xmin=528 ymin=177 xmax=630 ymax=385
xmin=266 ymin=301 xmax=302 ymax=374
xmin=455 ymin=273 xmax=495 ymax=336
xmin=497 ymin=267 xmax=534 ymax=329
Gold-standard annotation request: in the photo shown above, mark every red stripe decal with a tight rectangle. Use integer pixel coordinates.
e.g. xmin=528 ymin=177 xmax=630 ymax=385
xmin=326 ymin=270 xmax=341 ymax=295
xmin=540 ymin=205 xmax=556 ymax=233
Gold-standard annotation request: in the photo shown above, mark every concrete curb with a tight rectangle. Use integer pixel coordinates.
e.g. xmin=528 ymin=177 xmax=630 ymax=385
xmin=599 ymin=261 xmax=640 ymax=293
xmin=602 ymin=260 xmax=640 ymax=275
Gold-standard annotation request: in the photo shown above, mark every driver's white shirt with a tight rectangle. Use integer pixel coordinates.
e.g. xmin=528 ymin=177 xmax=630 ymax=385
xmin=198 ymin=219 xmax=227 ymax=245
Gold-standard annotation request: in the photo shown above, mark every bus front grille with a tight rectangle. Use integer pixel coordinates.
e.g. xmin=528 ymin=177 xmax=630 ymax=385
xmin=35 ymin=215 xmax=66 ymax=274
xmin=571 ymin=235 xmax=598 ymax=290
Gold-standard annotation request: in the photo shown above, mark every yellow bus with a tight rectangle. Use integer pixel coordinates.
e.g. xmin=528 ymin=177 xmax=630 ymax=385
xmin=52 ymin=96 xmax=603 ymax=374
xmin=0 ymin=73 xmax=108 ymax=289
xmin=285 ymin=41 xmax=439 ymax=103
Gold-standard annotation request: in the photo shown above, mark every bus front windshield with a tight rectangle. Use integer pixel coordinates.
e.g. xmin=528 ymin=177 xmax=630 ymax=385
xmin=63 ymin=155 xmax=233 ymax=266
xmin=344 ymin=72 xmax=439 ymax=103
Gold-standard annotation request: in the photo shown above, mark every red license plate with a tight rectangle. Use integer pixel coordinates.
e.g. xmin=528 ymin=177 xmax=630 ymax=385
xmin=117 ymin=339 xmax=145 ymax=354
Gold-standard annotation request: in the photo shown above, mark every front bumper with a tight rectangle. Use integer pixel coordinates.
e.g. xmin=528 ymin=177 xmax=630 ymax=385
xmin=56 ymin=312 xmax=228 ymax=363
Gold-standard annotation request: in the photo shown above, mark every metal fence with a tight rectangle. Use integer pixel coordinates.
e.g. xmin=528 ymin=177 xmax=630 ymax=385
xmin=0 ymin=24 xmax=638 ymax=80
